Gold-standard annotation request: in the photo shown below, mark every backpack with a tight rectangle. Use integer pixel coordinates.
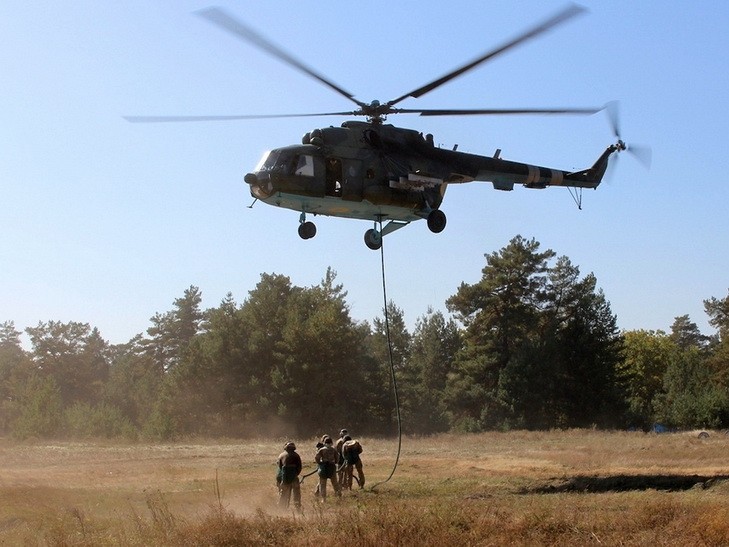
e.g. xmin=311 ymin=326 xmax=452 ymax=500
xmin=318 ymin=461 xmax=336 ymax=479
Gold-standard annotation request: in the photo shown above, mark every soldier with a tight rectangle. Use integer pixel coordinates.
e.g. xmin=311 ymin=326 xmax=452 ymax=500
xmin=277 ymin=441 xmax=302 ymax=510
xmin=314 ymin=435 xmax=340 ymax=501
xmin=341 ymin=435 xmax=365 ymax=490
xmin=335 ymin=429 xmax=348 ymax=485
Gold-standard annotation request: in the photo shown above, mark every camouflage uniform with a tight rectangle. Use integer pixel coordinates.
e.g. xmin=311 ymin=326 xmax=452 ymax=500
xmin=314 ymin=435 xmax=341 ymax=501
xmin=335 ymin=429 xmax=348 ymax=485
xmin=277 ymin=442 xmax=302 ymax=509
xmin=342 ymin=437 xmax=365 ymax=489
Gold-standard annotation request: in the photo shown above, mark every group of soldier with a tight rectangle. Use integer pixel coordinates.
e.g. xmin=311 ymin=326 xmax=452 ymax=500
xmin=276 ymin=428 xmax=365 ymax=510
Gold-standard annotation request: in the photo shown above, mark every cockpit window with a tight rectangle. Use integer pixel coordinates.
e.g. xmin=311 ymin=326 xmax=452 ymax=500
xmin=255 ymin=150 xmax=279 ymax=172
xmin=294 ymin=155 xmax=314 ymax=177
xmin=256 ymin=150 xmax=314 ymax=176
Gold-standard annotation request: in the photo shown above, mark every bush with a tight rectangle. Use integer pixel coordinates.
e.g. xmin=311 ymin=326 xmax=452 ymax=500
xmin=142 ymin=406 xmax=177 ymax=441
xmin=63 ymin=401 xmax=137 ymax=439
xmin=12 ymin=375 xmax=63 ymax=439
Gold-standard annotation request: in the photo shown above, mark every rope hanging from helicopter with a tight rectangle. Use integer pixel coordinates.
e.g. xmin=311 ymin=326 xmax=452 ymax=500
xmin=369 ymin=218 xmax=403 ymax=492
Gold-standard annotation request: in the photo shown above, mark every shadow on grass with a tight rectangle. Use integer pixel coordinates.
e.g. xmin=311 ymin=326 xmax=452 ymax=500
xmin=519 ymin=474 xmax=729 ymax=494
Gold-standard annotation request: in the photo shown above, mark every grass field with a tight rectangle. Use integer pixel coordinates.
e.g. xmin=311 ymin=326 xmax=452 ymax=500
xmin=1 ymin=430 xmax=728 ymax=545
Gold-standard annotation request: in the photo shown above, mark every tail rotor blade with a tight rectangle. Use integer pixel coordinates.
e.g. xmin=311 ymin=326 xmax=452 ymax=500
xmin=604 ymin=100 xmax=651 ymax=171
xmin=628 ymin=144 xmax=652 ymax=170
xmin=605 ymin=100 xmax=621 ymax=139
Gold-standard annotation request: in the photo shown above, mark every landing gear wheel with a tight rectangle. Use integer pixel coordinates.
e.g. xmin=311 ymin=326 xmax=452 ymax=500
xmin=427 ymin=209 xmax=447 ymax=233
xmin=364 ymin=228 xmax=382 ymax=250
xmin=298 ymin=221 xmax=317 ymax=240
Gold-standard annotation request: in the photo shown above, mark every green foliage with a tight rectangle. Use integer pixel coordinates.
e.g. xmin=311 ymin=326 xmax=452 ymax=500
xmin=12 ymin=375 xmax=63 ymax=439
xmin=620 ymin=317 xmax=729 ymax=430
xmin=400 ymin=308 xmax=461 ymax=433
xmin=670 ymin=314 xmax=710 ymax=350
xmin=264 ymin=269 xmax=382 ymax=434
xmin=655 ymin=346 xmax=729 ymax=429
xmin=619 ymin=330 xmax=676 ymax=428
xmin=5 ymin=250 xmax=729 ymax=439
xmin=104 ymin=336 xmax=164 ymax=428
xmin=145 ymin=285 xmax=203 ymax=372
xmin=142 ymin=396 xmax=177 ymax=441
xmin=154 ymin=270 xmax=391 ymax=437
xmin=704 ymin=291 xmax=729 ymax=389
xmin=445 ymin=236 xmax=624 ymax=430
xmin=166 ymin=293 xmax=251 ymax=436
xmin=370 ymin=302 xmax=412 ymax=433
xmin=63 ymin=401 xmax=136 ymax=439
xmin=0 ymin=321 xmax=32 ymax=434
xmin=705 ymin=291 xmax=729 ymax=340
xmin=25 ymin=320 xmax=109 ymax=406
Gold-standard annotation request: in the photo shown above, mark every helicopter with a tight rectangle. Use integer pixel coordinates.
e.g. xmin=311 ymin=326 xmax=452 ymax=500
xmin=127 ymin=4 xmax=648 ymax=250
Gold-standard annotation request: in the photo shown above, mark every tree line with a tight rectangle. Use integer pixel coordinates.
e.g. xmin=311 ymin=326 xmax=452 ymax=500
xmin=1 ymin=236 xmax=728 ymax=440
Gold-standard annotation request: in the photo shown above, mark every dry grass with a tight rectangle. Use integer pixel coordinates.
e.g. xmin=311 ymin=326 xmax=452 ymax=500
xmin=1 ymin=430 xmax=728 ymax=545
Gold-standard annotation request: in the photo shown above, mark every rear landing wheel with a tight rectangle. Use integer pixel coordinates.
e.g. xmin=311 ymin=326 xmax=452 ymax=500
xmin=298 ymin=221 xmax=317 ymax=240
xmin=427 ymin=209 xmax=447 ymax=233
xmin=364 ymin=228 xmax=382 ymax=250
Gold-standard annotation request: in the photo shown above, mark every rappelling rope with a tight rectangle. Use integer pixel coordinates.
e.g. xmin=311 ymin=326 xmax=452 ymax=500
xmin=369 ymin=219 xmax=403 ymax=491
xmin=298 ymin=468 xmax=318 ymax=484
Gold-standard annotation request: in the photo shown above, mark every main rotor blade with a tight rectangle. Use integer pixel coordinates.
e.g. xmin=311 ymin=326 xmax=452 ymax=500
xmin=399 ymin=106 xmax=602 ymax=116
xmin=124 ymin=112 xmax=356 ymax=123
xmin=388 ymin=3 xmax=586 ymax=107
xmin=196 ymin=7 xmax=364 ymax=109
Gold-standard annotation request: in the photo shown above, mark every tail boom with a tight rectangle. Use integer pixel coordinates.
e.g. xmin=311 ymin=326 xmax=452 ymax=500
xmin=564 ymin=142 xmax=625 ymax=188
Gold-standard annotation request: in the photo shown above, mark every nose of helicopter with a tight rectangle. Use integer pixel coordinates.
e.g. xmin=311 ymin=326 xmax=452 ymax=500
xmin=245 ymin=171 xmax=275 ymax=199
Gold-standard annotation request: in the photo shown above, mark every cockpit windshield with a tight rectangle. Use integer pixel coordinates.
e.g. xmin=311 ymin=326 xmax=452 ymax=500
xmin=254 ymin=149 xmax=314 ymax=176
xmin=254 ymin=150 xmax=278 ymax=172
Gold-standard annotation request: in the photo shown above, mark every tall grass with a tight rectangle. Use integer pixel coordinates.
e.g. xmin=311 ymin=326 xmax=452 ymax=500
xmin=24 ymin=492 xmax=729 ymax=546
xmin=1 ymin=430 xmax=728 ymax=545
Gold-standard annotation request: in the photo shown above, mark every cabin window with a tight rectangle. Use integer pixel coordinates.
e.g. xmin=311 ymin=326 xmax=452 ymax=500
xmin=294 ymin=155 xmax=315 ymax=177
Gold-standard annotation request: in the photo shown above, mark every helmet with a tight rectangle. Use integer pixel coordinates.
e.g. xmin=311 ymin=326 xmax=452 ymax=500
xmin=339 ymin=429 xmax=348 ymax=436
xmin=321 ymin=435 xmax=332 ymax=444
xmin=324 ymin=436 xmax=333 ymax=445
xmin=284 ymin=441 xmax=296 ymax=451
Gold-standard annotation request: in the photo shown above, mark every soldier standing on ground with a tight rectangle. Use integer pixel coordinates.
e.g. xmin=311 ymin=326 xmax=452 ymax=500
xmin=314 ymin=435 xmax=341 ymax=501
xmin=335 ymin=429 xmax=348 ymax=485
xmin=277 ymin=441 xmax=302 ymax=510
xmin=342 ymin=435 xmax=365 ymax=490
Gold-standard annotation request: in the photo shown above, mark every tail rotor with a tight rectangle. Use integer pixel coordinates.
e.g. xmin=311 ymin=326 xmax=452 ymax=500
xmin=605 ymin=101 xmax=652 ymax=169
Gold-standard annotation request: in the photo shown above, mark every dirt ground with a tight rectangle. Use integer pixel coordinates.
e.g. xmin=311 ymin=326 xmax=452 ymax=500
xmin=1 ymin=430 xmax=728 ymax=543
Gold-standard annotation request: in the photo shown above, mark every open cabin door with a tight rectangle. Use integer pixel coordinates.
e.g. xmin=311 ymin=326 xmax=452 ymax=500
xmin=341 ymin=158 xmax=363 ymax=202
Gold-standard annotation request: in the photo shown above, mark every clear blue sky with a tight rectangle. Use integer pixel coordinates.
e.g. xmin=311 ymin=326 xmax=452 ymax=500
xmin=2 ymin=1 xmax=728 ymax=346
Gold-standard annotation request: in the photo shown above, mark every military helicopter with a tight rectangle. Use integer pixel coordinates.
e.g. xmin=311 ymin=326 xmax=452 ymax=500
xmin=127 ymin=5 xmax=648 ymax=250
